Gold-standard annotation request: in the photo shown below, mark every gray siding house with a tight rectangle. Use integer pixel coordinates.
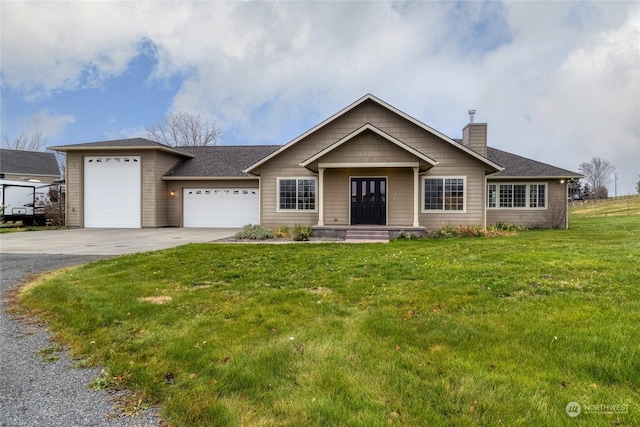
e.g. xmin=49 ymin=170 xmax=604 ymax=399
xmin=51 ymin=94 xmax=581 ymax=231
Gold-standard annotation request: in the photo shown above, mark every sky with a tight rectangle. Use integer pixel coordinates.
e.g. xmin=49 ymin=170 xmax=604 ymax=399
xmin=1 ymin=1 xmax=638 ymax=195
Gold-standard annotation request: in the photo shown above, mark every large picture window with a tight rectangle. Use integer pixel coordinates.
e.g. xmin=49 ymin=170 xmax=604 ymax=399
xmin=278 ymin=178 xmax=316 ymax=211
xmin=423 ymin=177 xmax=465 ymax=212
xmin=488 ymin=183 xmax=547 ymax=209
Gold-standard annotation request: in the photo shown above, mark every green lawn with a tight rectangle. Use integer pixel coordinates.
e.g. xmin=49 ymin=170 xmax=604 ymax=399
xmin=18 ymin=216 xmax=640 ymax=426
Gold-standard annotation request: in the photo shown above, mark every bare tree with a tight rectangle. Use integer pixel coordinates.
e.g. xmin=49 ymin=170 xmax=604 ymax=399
xmin=578 ymin=157 xmax=615 ymax=199
xmin=146 ymin=112 xmax=221 ymax=147
xmin=2 ymin=130 xmax=47 ymax=151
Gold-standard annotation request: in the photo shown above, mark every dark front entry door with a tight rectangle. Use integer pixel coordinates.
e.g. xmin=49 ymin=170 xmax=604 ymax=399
xmin=351 ymin=178 xmax=387 ymax=225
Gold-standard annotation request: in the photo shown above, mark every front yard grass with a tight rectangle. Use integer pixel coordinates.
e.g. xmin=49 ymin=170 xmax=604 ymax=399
xmin=18 ymin=216 xmax=640 ymax=426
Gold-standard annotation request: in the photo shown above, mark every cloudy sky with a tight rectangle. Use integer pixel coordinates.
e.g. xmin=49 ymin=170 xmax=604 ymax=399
xmin=1 ymin=1 xmax=638 ymax=194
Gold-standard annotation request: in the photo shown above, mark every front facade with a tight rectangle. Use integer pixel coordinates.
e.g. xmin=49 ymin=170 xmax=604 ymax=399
xmin=51 ymin=94 xmax=582 ymax=230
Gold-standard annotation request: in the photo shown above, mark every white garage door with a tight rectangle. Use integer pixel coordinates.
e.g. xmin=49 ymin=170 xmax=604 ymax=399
xmin=84 ymin=156 xmax=141 ymax=228
xmin=183 ymin=188 xmax=259 ymax=227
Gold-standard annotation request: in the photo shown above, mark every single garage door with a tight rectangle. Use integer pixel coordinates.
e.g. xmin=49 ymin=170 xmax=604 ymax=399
xmin=183 ymin=188 xmax=259 ymax=227
xmin=84 ymin=156 xmax=141 ymax=228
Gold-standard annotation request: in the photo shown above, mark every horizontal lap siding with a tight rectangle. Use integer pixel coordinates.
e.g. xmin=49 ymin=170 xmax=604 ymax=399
xmin=419 ymin=157 xmax=486 ymax=229
xmin=487 ymin=180 xmax=568 ymax=228
xmin=388 ymin=170 xmax=414 ymax=226
xmin=65 ymin=152 xmax=82 ymax=227
xmin=258 ymin=100 xmax=488 ymax=228
xmin=355 ymin=102 xmax=487 ymax=228
xmin=166 ymin=180 xmax=260 ymax=227
xmin=320 ymin=131 xmax=418 ymax=164
xmin=261 ymin=164 xmax=318 ymax=228
xmin=140 ymin=152 xmax=156 ymax=227
xmin=67 ymin=150 xmax=153 ymax=228
xmin=153 ymin=152 xmax=183 ymax=227
xmin=323 ymin=168 xmax=413 ymax=226
xmin=323 ymin=170 xmax=348 ymax=224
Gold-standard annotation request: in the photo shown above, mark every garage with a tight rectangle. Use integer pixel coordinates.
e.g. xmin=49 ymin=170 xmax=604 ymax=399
xmin=183 ymin=188 xmax=259 ymax=227
xmin=84 ymin=156 xmax=141 ymax=228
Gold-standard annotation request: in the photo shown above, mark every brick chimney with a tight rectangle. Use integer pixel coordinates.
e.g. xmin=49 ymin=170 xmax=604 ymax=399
xmin=461 ymin=110 xmax=487 ymax=157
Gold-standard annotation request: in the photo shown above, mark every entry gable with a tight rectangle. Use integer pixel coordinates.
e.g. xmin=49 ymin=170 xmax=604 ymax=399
xmin=300 ymin=123 xmax=437 ymax=172
xmin=244 ymin=94 xmax=502 ymax=174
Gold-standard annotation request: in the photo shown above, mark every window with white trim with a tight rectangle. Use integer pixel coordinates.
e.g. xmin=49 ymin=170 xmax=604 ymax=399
xmin=488 ymin=183 xmax=547 ymax=209
xmin=423 ymin=177 xmax=465 ymax=212
xmin=278 ymin=178 xmax=316 ymax=211
xmin=529 ymin=184 xmax=545 ymax=208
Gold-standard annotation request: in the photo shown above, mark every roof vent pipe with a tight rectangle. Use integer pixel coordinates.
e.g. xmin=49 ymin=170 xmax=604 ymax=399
xmin=468 ymin=109 xmax=476 ymax=123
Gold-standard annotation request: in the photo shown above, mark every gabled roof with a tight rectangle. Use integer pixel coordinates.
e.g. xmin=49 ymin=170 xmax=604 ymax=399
xmin=49 ymin=138 xmax=193 ymax=158
xmin=244 ymin=94 xmax=503 ymax=173
xmin=0 ymin=149 xmax=60 ymax=177
xmin=487 ymin=147 xmax=582 ymax=179
xmin=164 ymin=145 xmax=281 ymax=179
xmin=300 ymin=123 xmax=438 ymax=169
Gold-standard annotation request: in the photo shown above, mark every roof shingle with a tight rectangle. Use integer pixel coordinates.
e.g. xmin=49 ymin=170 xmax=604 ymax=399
xmin=164 ymin=145 xmax=281 ymax=177
xmin=52 ymin=137 xmax=173 ymax=149
xmin=487 ymin=147 xmax=582 ymax=178
xmin=0 ymin=149 xmax=60 ymax=177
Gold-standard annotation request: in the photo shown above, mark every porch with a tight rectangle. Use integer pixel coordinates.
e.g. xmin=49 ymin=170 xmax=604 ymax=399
xmin=311 ymin=224 xmax=426 ymax=240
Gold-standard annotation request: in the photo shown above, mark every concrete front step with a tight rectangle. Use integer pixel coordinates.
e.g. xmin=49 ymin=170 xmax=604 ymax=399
xmin=345 ymin=230 xmax=390 ymax=242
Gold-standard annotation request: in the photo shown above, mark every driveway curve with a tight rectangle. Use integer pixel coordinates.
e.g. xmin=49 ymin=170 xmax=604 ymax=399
xmin=0 ymin=228 xmax=237 ymax=426
xmin=0 ymin=228 xmax=239 ymax=255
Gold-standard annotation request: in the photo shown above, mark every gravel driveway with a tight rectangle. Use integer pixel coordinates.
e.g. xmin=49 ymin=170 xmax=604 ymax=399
xmin=0 ymin=253 xmax=161 ymax=427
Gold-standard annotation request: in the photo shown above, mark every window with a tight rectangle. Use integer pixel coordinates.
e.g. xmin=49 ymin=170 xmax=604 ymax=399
xmin=529 ymin=184 xmax=545 ymax=208
xmin=424 ymin=177 xmax=465 ymax=212
xmin=488 ymin=183 xmax=547 ymax=209
xmin=487 ymin=184 xmax=497 ymax=208
xmin=513 ymin=185 xmax=527 ymax=207
xmin=278 ymin=178 xmax=316 ymax=211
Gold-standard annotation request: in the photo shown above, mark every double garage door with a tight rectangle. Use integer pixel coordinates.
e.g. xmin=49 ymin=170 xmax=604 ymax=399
xmin=84 ymin=156 xmax=258 ymax=228
xmin=183 ymin=188 xmax=259 ymax=227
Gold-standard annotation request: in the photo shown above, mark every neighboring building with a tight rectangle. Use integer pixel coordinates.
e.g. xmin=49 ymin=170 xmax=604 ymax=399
xmin=50 ymin=94 xmax=582 ymax=231
xmin=0 ymin=149 xmax=61 ymax=183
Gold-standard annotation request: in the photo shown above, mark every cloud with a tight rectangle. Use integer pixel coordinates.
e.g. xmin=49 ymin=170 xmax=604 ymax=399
xmin=2 ymin=1 xmax=638 ymax=193
xmin=26 ymin=110 xmax=76 ymax=140
xmin=1 ymin=109 xmax=75 ymax=142
xmin=1 ymin=2 xmax=145 ymax=98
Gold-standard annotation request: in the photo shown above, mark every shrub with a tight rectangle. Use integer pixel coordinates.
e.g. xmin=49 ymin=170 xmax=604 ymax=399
xmin=396 ymin=230 xmax=409 ymax=240
xmin=42 ymin=184 xmax=65 ymax=226
xmin=492 ymin=222 xmax=523 ymax=233
xmin=292 ymin=224 xmax=312 ymax=241
xmin=435 ymin=224 xmax=458 ymax=238
xmin=235 ymin=224 xmax=274 ymax=240
xmin=274 ymin=225 xmax=291 ymax=238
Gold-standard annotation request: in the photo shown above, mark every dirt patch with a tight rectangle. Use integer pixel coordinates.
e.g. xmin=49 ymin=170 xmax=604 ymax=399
xmin=306 ymin=286 xmax=332 ymax=295
xmin=138 ymin=296 xmax=172 ymax=304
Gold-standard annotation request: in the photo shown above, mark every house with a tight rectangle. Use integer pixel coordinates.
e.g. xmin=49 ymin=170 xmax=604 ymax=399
xmin=0 ymin=149 xmax=61 ymax=184
xmin=50 ymin=94 xmax=582 ymax=233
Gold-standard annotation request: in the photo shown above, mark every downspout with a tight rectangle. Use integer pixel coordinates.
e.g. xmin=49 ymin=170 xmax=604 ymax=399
xmin=483 ymin=174 xmax=487 ymax=229
xmin=258 ymin=175 xmax=262 ymax=226
xmin=318 ymin=168 xmax=324 ymax=226
xmin=413 ymin=167 xmax=419 ymax=227
xmin=565 ymin=180 xmax=569 ymax=229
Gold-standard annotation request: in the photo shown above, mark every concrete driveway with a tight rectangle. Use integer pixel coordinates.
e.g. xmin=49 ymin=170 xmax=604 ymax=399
xmin=0 ymin=228 xmax=239 ymax=255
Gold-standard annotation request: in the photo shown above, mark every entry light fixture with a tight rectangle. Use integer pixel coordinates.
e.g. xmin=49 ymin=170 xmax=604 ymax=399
xmin=170 ymin=191 xmax=176 ymax=196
